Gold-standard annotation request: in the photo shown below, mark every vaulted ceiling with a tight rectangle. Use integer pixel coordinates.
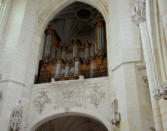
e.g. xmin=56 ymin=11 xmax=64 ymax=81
xmin=48 ymin=2 xmax=103 ymax=46
xmin=36 ymin=115 xmax=108 ymax=131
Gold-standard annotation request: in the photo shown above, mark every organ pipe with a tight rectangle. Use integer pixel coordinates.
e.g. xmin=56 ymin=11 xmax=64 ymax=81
xmin=85 ymin=41 xmax=89 ymax=59
xmin=72 ymin=35 xmax=81 ymax=58
xmin=51 ymin=48 xmax=56 ymax=60
xmin=57 ymin=48 xmax=61 ymax=59
xmin=73 ymin=44 xmax=78 ymax=58
xmin=43 ymin=29 xmax=60 ymax=60
xmin=90 ymin=43 xmax=95 ymax=57
xmin=43 ymin=34 xmax=52 ymax=59
xmin=74 ymin=60 xmax=79 ymax=75
xmin=55 ymin=60 xmax=61 ymax=77
xmin=96 ymin=17 xmax=105 ymax=52
xmin=62 ymin=47 xmax=66 ymax=61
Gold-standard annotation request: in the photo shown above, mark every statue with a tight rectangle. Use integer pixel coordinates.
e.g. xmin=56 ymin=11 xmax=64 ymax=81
xmin=111 ymin=98 xmax=121 ymax=129
xmin=9 ymin=100 xmax=23 ymax=131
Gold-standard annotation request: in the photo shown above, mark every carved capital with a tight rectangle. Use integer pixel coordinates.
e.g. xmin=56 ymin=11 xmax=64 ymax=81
xmin=154 ymin=82 xmax=167 ymax=100
xmin=132 ymin=0 xmax=146 ymax=25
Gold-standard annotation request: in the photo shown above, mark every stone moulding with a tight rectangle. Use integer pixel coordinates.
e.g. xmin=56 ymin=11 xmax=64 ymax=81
xmin=154 ymin=83 xmax=167 ymax=100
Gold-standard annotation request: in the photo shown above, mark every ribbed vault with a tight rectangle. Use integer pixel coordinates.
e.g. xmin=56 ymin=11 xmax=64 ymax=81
xmin=35 ymin=115 xmax=108 ymax=131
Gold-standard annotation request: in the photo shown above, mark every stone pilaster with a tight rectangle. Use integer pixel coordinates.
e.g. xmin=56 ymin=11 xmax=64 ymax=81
xmin=0 ymin=0 xmax=38 ymax=130
xmin=108 ymin=0 xmax=154 ymax=130
xmin=132 ymin=0 xmax=167 ymax=130
xmin=158 ymin=0 xmax=167 ymax=39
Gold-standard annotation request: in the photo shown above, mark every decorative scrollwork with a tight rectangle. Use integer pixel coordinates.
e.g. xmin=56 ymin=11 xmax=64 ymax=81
xmin=33 ymin=81 xmax=106 ymax=113
xmin=33 ymin=89 xmax=51 ymax=114
xmin=88 ymin=85 xmax=105 ymax=108
xmin=54 ymin=85 xmax=84 ymax=110
xmin=9 ymin=100 xmax=23 ymax=131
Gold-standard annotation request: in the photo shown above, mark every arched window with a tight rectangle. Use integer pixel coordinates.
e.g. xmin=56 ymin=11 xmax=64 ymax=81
xmin=35 ymin=2 xmax=108 ymax=84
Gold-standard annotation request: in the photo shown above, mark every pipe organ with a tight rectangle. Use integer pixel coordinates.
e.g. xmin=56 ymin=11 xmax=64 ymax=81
xmin=36 ymin=18 xmax=108 ymax=83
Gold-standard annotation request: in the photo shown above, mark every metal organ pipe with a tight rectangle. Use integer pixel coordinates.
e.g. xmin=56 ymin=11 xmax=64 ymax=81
xmin=101 ymin=24 xmax=105 ymax=50
xmin=44 ymin=34 xmax=52 ymax=59
xmin=75 ymin=60 xmax=79 ymax=75
xmin=90 ymin=44 xmax=94 ymax=57
xmin=52 ymin=48 xmax=56 ymax=59
xmin=57 ymin=48 xmax=61 ymax=59
xmin=96 ymin=18 xmax=105 ymax=52
xmin=56 ymin=61 xmax=61 ymax=77
xmin=97 ymin=26 xmax=100 ymax=51
xmin=85 ymin=47 xmax=89 ymax=59
xmin=100 ymin=26 xmax=102 ymax=51
xmin=62 ymin=48 xmax=66 ymax=61
xmin=73 ymin=44 xmax=78 ymax=58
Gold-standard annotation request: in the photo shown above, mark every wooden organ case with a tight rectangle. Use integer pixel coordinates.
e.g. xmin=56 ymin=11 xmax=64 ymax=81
xmin=36 ymin=17 xmax=108 ymax=84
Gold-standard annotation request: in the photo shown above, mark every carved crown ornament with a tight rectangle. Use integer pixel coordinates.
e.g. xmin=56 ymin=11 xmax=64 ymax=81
xmin=132 ymin=0 xmax=146 ymax=25
xmin=154 ymin=82 xmax=167 ymax=100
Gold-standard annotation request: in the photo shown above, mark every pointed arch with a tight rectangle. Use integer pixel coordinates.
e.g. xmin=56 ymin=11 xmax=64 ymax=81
xmin=36 ymin=0 xmax=109 ymax=39
xmin=30 ymin=112 xmax=110 ymax=131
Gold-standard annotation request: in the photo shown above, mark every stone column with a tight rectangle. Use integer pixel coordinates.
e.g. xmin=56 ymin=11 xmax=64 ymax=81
xmin=157 ymin=0 xmax=167 ymax=38
xmin=0 ymin=0 xmax=13 ymax=41
xmin=0 ymin=0 xmax=38 ymax=130
xmin=155 ymin=0 xmax=167 ymax=130
xmin=132 ymin=0 xmax=165 ymax=130
xmin=108 ymin=0 xmax=154 ymax=130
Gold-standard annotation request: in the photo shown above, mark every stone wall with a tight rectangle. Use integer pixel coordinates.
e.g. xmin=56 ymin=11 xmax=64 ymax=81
xmin=28 ymin=77 xmax=111 ymax=131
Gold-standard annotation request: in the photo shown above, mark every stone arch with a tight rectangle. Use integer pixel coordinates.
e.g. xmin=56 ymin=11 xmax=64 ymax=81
xmin=30 ymin=112 xmax=110 ymax=131
xmin=33 ymin=0 xmax=110 ymax=76
xmin=36 ymin=0 xmax=109 ymax=35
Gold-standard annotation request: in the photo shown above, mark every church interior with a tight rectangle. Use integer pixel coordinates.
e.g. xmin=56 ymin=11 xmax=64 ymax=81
xmin=0 ymin=0 xmax=167 ymax=131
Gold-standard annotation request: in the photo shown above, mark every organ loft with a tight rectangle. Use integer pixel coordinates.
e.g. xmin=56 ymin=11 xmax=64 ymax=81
xmin=36 ymin=14 xmax=107 ymax=83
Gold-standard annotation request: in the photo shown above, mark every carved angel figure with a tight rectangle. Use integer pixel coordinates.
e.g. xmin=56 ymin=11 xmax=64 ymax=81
xmin=111 ymin=98 xmax=120 ymax=126
xmin=9 ymin=101 xmax=23 ymax=131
